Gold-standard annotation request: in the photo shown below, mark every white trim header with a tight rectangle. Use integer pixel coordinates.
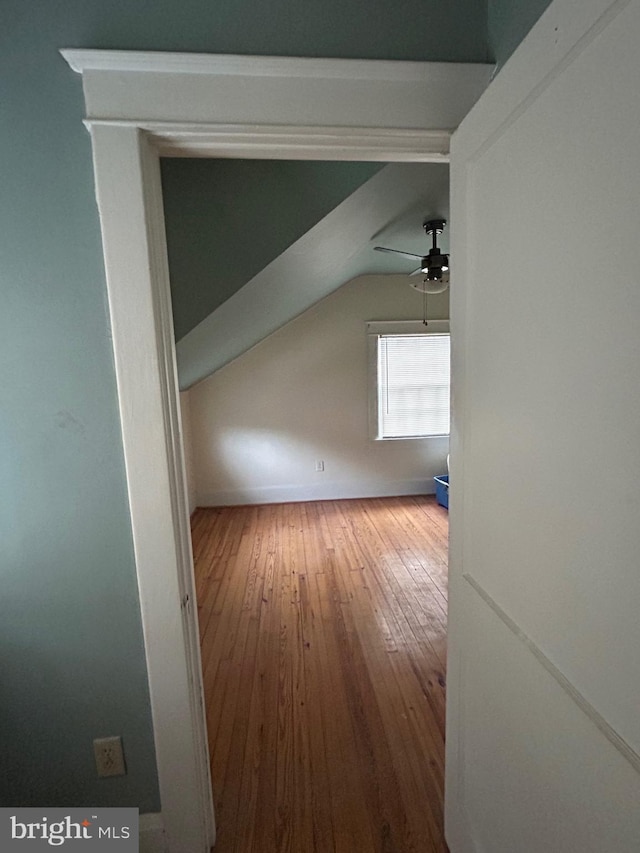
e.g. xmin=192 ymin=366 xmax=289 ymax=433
xmin=60 ymin=49 xmax=494 ymax=143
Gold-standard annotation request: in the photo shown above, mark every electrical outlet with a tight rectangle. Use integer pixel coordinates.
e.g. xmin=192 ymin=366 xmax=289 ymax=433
xmin=315 ymin=460 xmax=325 ymax=472
xmin=93 ymin=736 xmax=127 ymax=778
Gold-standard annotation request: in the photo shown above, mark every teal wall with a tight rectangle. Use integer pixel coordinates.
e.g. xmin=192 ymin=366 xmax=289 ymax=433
xmin=1 ymin=5 xmax=159 ymax=811
xmin=163 ymin=160 xmax=384 ymax=340
xmin=1 ymin=0 xmax=489 ymax=811
xmin=488 ymin=0 xmax=553 ymax=68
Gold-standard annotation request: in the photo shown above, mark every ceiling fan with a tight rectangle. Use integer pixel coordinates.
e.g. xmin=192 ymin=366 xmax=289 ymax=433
xmin=374 ymin=218 xmax=450 ymax=294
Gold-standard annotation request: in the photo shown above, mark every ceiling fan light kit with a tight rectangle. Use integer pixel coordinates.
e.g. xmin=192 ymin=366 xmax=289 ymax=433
xmin=409 ymin=272 xmax=449 ymax=295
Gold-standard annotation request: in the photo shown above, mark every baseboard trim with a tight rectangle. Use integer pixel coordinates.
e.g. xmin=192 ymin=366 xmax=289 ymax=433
xmin=198 ymin=477 xmax=436 ymax=507
xmin=140 ymin=813 xmax=167 ymax=853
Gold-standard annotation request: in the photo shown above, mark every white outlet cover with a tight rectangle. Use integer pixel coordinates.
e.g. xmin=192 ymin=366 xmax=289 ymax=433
xmin=93 ymin=736 xmax=127 ymax=778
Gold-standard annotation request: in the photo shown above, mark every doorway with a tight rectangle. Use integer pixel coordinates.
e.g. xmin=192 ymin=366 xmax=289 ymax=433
xmin=168 ymin=158 xmax=452 ymax=849
xmin=63 ymin=47 xmax=491 ymax=851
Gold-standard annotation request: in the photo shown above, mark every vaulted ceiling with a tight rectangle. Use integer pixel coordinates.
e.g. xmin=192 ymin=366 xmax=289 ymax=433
xmin=162 ymin=158 xmax=384 ymax=341
xmin=163 ymin=159 xmax=450 ymax=388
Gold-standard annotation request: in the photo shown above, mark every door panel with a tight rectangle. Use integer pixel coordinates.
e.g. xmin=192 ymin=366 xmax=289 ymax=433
xmin=459 ymin=588 xmax=640 ymax=853
xmin=446 ymin=1 xmax=640 ymax=850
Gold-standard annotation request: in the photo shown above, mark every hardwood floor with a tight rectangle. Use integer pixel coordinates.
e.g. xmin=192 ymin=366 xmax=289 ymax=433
xmin=191 ymin=495 xmax=449 ymax=853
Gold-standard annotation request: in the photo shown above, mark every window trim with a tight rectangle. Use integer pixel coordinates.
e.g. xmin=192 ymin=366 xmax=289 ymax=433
xmin=367 ymin=320 xmax=450 ymax=441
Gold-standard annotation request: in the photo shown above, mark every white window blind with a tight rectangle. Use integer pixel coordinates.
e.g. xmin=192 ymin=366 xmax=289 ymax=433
xmin=377 ymin=333 xmax=450 ymax=438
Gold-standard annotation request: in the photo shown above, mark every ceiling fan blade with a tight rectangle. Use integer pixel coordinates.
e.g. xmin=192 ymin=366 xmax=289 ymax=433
xmin=409 ymin=267 xmax=424 ymax=276
xmin=374 ymin=246 xmax=424 ymax=261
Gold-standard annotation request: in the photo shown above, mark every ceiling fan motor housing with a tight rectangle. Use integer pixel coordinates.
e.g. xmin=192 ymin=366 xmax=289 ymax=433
xmin=423 ymin=249 xmax=449 ymax=280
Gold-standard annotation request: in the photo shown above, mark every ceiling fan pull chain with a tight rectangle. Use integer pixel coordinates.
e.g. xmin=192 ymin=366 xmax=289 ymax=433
xmin=423 ymin=288 xmax=429 ymax=326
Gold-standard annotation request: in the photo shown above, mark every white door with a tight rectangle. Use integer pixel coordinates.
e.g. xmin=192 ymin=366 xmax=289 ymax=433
xmin=446 ymin=1 xmax=640 ymax=850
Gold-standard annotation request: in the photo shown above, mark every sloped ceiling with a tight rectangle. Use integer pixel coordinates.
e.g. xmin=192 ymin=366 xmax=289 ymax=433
xmin=488 ymin=0 xmax=553 ymax=67
xmin=164 ymin=160 xmax=449 ymax=389
xmin=163 ymin=159 xmax=385 ymax=340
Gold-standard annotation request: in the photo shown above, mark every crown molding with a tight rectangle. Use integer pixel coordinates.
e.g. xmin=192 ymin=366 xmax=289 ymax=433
xmin=61 ymin=48 xmax=492 ymax=83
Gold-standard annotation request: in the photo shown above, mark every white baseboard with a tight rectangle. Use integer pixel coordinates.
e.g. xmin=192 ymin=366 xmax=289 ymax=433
xmin=199 ymin=477 xmax=436 ymax=507
xmin=139 ymin=813 xmax=167 ymax=853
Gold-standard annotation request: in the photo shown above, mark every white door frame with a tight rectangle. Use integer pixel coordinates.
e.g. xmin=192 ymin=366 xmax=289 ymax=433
xmin=61 ymin=50 xmax=493 ymax=852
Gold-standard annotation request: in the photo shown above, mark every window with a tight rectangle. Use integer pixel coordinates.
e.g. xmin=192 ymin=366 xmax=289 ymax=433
xmin=368 ymin=321 xmax=450 ymax=440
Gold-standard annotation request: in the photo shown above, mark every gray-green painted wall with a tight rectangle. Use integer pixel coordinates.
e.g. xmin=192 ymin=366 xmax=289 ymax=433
xmin=2 ymin=0 xmax=494 ymax=811
xmin=488 ymin=0 xmax=554 ymax=67
xmin=2 ymin=5 xmax=159 ymax=811
xmin=163 ymin=160 xmax=383 ymax=340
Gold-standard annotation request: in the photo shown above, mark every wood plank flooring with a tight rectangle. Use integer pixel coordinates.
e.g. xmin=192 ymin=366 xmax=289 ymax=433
xmin=191 ymin=495 xmax=449 ymax=853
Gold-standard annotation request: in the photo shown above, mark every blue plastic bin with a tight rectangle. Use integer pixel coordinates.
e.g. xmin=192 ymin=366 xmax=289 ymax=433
xmin=434 ymin=475 xmax=449 ymax=509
